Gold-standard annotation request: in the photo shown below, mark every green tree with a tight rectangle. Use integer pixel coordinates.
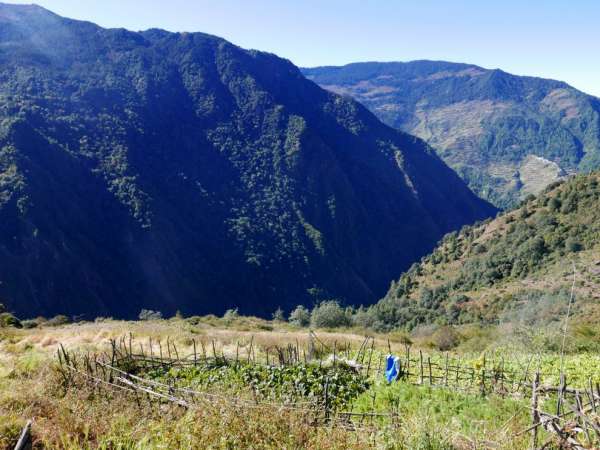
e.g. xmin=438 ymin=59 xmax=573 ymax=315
xmin=310 ymin=300 xmax=351 ymax=328
xmin=272 ymin=307 xmax=285 ymax=322
xmin=288 ymin=305 xmax=310 ymax=327
xmin=138 ymin=309 xmax=163 ymax=321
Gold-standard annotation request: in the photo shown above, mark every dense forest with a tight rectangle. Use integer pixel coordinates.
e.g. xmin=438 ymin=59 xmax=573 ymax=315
xmin=0 ymin=4 xmax=494 ymax=319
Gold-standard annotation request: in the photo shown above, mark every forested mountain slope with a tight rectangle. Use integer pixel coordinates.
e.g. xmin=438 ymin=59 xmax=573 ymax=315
xmin=370 ymin=174 xmax=600 ymax=331
xmin=304 ymin=61 xmax=600 ymax=208
xmin=0 ymin=4 xmax=494 ymax=318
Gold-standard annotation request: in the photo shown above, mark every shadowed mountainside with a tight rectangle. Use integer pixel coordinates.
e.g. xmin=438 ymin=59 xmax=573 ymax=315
xmin=0 ymin=4 xmax=495 ymax=318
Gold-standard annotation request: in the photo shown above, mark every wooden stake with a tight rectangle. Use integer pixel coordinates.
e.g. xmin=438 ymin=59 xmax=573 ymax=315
xmin=333 ymin=341 xmax=337 ymax=367
xmin=531 ymin=371 xmax=540 ymax=450
xmin=247 ymin=336 xmax=253 ymax=364
xmin=481 ymin=353 xmax=486 ymax=396
xmin=193 ymin=339 xmax=197 ymax=366
xmin=428 ymin=357 xmax=433 ymax=385
xmin=444 ymin=352 xmax=449 ymax=386
xmin=557 ymin=373 xmax=566 ymax=416
xmin=419 ymin=350 xmax=424 ymax=384
xmin=366 ymin=339 xmax=374 ymax=377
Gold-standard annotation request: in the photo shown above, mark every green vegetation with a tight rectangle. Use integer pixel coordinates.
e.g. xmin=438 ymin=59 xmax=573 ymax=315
xmin=353 ymin=380 xmax=529 ymax=448
xmin=271 ymin=307 xmax=285 ymax=322
xmin=139 ymin=310 xmax=164 ymax=321
xmin=289 ymin=305 xmax=311 ymax=327
xmin=304 ymin=61 xmax=600 ymax=208
xmin=0 ymin=303 xmax=21 ymax=328
xmin=0 ymin=3 xmax=493 ymax=321
xmin=0 ymin=312 xmax=21 ymax=328
xmin=2 ymin=319 xmax=580 ymax=449
xmin=310 ymin=300 xmax=352 ymax=328
xmin=147 ymin=361 xmax=369 ymax=409
xmin=376 ymin=173 xmax=600 ymax=330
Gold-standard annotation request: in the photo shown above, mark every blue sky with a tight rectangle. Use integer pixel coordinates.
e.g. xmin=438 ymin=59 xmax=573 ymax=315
xmin=8 ymin=0 xmax=600 ymax=96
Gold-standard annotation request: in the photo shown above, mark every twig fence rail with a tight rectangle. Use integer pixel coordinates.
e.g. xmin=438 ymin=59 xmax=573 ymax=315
xmin=55 ymin=332 xmax=600 ymax=448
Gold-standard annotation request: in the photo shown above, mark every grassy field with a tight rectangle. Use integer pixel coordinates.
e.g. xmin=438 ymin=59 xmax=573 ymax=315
xmin=0 ymin=317 xmax=595 ymax=449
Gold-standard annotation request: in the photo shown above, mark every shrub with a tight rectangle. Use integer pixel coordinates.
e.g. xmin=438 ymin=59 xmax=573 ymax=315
xmin=429 ymin=326 xmax=461 ymax=351
xmin=186 ymin=316 xmax=203 ymax=325
xmin=94 ymin=317 xmax=112 ymax=323
xmin=565 ymin=237 xmax=583 ymax=252
xmin=548 ymin=197 xmax=561 ymax=212
xmin=388 ymin=330 xmax=412 ymax=345
xmin=289 ymin=305 xmax=310 ymax=327
xmin=472 ymin=243 xmax=487 ymax=255
xmin=272 ymin=307 xmax=285 ymax=322
xmin=351 ymin=306 xmax=376 ymax=329
xmin=310 ymin=300 xmax=351 ymax=328
xmin=20 ymin=319 xmax=38 ymax=329
xmin=46 ymin=315 xmax=71 ymax=326
xmin=138 ymin=309 xmax=163 ymax=321
xmin=223 ymin=308 xmax=239 ymax=323
xmin=0 ymin=312 xmax=22 ymax=328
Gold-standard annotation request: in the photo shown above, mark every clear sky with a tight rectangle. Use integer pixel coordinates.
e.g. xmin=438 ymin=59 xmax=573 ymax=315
xmin=7 ymin=0 xmax=600 ymax=96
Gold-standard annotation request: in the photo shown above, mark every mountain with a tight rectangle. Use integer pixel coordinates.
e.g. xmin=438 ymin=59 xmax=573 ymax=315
xmin=367 ymin=173 xmax=600 ymax=331
xmin=303 ymin=61 xmax=600 ymax=208
xmin=0 ymin=4 xmax=494 ymax=319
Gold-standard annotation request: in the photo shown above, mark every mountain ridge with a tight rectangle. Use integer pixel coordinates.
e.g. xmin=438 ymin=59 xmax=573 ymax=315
xmin=0 ymin=4 xmax=495 ymax=319
xmin=303 ymin=61 xmax=600 ymax=208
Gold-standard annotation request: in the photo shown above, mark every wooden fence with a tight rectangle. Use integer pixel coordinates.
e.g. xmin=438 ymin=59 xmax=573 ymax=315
xmin=55 ymin=333 xmax=393 ymax=431
xmin=523 ymin=372 xmax=600 ymax=449
xmin=55 ymin=332 xmax=600 ymax=448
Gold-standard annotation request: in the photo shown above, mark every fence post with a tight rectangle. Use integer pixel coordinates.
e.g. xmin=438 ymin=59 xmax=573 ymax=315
xmin=406 ymin=345 xmax=410 ymax=380
xmin=193 ymin=339 xmax=197 ymax=366
xmin=444 ymin=352 xmax=449 ymax=386
xmin=455 ymin=358 xmax=460 ymax=386
xmin=556 ymin=373 xmax=566 ymax=416
xmin=419 ymin=350 xmax=424 ymax=384
xmin=333 ymin=341 xmax=337 ymax=367
xmin=323 ymin=377 xmax=330 ymax=422
xmin=588 ymin=377 xmax=597 ymax=413
xmin=531 ymin=371 xmax=540 ymax=449
xmin=366 ymin=340 xmax=374 ymax=377
xmin=428 ymin=357 xmax=433 ymax=385
xmin=480 ymin=353 xmax=486 ymax=396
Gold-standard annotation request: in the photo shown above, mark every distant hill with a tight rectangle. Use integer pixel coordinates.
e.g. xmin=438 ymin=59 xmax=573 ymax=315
xmin=0 ymin=4 xmax=494 ymax=319
xmin=368 ymin=173 xmax=600 ymax=331
xmin=303 ymin=61 xmax=600 ymax=208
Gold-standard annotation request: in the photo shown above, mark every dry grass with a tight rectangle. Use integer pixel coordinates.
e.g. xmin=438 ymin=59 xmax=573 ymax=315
xmin=0 ymin=320 xmax=536 ymax=449
xmin=0 ymin=320 xmax=400 ymax=449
